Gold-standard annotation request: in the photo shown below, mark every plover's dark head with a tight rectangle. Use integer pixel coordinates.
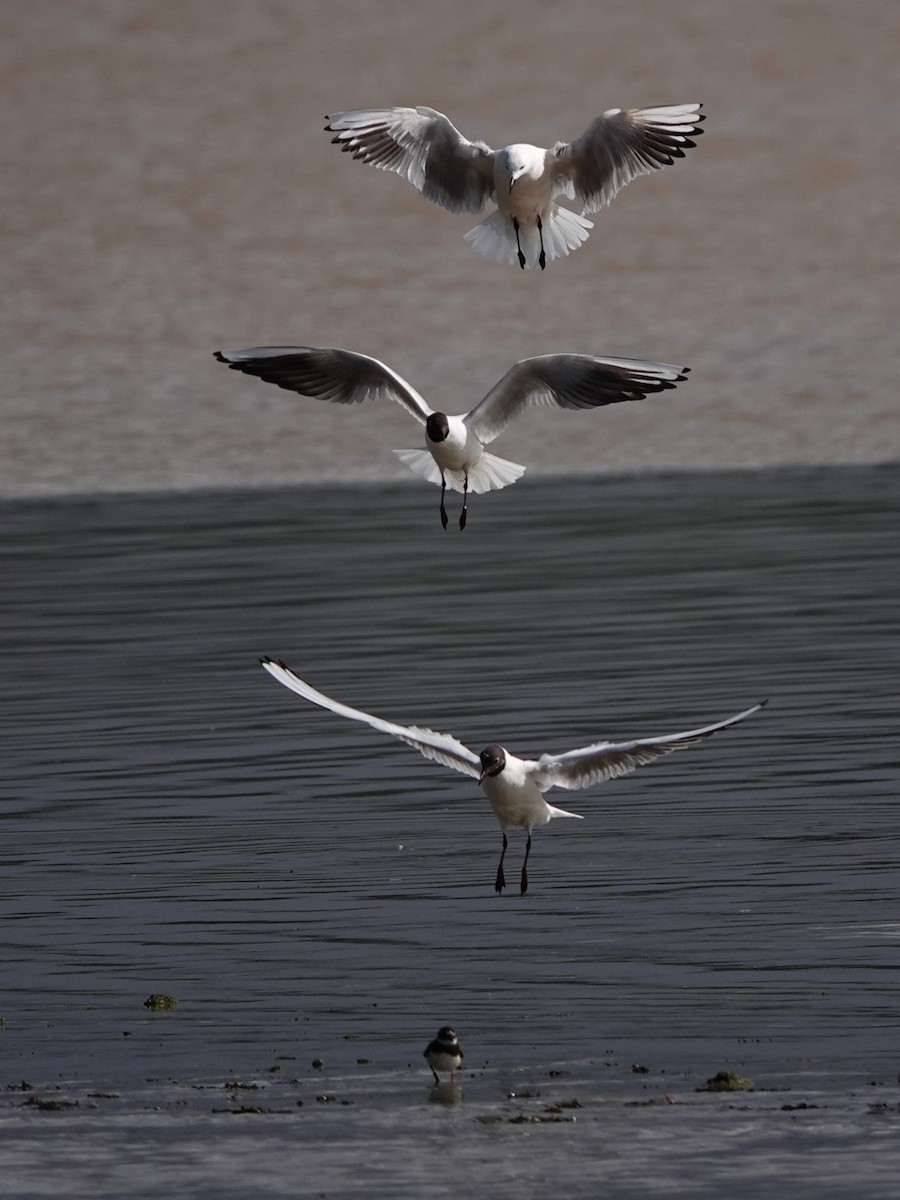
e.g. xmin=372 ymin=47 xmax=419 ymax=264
xmin=425 ymin=412 xmax=450 ymax=443
xmin=436 ymin=1026 xmax=458 ymax=1044
xmin=478 ymin=745 xmax=506 ymax=782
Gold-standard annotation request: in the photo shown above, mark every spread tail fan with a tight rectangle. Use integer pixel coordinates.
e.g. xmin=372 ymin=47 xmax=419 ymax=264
xmin=394 ymin=448 xmax=526 ymax=494
xmin=464 ymin=206 xmax=593 ymax=268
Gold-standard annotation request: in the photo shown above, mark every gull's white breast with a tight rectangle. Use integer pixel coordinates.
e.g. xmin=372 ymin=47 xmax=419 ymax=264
xmin=495 ymin=144 xmax=554 ymax=223
xmin=426 ymin=415 xmax=483 ymax=472
xmin=482 ymin=763 xmax=551 ymax=831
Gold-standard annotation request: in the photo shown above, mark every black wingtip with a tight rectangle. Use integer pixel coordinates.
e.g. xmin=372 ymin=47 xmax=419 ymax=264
xmin=213 ymin=350 xmax=228 ymax=363
xmin=758 ymin=698 xmax=770 ymax=709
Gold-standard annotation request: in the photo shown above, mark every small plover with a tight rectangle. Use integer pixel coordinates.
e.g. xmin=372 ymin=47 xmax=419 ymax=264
xmin=424 ymin=1026 xmax=463 ymax=1084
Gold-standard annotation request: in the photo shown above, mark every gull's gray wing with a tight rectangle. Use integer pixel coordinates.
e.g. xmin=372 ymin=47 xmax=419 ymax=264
xmin=326 ymin=106 xmax=495 ymax=214
xmin=215 ymin=346 xmax=432 ymax=425
xmin=532 ymin=701 xmax=766 ymax=792
xmin=260 ymin=658 xmax=482 ymax=780
xmin=464 ymin=354 xmax=689 ymax=445
xmin=550 ymin=103 xmax=705 ymax=214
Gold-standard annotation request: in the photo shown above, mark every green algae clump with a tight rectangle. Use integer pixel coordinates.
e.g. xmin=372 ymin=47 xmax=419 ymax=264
xmin=700 ymin=1070 xmax=752 ymax=1092
xmin=143 ymin=993 xmax=178 ymax=1011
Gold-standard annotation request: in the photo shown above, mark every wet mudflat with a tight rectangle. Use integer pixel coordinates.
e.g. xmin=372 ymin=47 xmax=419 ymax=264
xmin=1 ymin=467 xmax=899 ymax=1196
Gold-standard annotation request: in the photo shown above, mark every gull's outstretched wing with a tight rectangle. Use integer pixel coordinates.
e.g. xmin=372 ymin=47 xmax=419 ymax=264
xmin=260 ymin=658 xmax=482 ymax=780
xmin=550 ymin=103 xmax=705 ymax=214
xmin=464 ymin=354 xmax=689 ymax=445
xmin=532 ymin=701 xmax=766 ymax=792
xmin=215 ymin=347 xmax=432 ymax=425
xmin=326 ymin=106 xmax=495 ymax=214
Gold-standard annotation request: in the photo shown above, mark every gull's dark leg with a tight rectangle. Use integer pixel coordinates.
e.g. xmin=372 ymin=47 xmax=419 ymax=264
xmin=537 ymin=216 xmax=546 ymax=270
xmin=512 ymin=217 xmax=526 ymax=270
xmin=459 ymin=473 xmax=469 ymax=530
xmin=520 ymin=833 xmax=532 ymax=895
xmin=439 ymin=473 xmax=448 ymax=530
xmin=495 ymin=832 xmax=508 ymax=893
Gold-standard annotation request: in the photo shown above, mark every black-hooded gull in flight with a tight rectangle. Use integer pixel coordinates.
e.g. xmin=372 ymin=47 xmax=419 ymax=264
xmin=216 ymin=347 xmax=689 ymax=529
xmin=325 ymin=103 xmax=705 ymax=269
xmin=259 ymin=657 xmax=766 ymax=895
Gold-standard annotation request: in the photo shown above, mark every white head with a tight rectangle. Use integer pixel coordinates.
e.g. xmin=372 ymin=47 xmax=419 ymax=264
xmin=498 ymin=144 xmax=536 ymax=191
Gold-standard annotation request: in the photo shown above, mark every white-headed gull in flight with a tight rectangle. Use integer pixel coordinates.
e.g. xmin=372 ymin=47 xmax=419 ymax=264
xmin=259 ymin=657 xmax=766 ymax=895
xmin=325 ymin=103 xmax=705 ymax=269
xmin=216 ymin=347 xmax=690 ymax=529
xmin=424 ymin=1026 xmax=463 ymax=1085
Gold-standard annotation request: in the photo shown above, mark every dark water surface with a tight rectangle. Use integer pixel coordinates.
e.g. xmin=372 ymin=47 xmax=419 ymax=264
xmin=2 ymin=467 xmax=899 ymax=1197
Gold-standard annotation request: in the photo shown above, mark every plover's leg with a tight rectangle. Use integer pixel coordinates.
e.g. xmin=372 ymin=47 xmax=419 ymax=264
xmin=495 ymin=832 xmax=508 ymax=893
xmin=537 ymin=216 xmax=546 ymax=270
xmin=430 ymin=1066 xmax=440 ymax=1085
xmin=520 ymin=833 xmax=532 ymax=895
xmin=459 ymin=473 xmax=469 ymax=530
xmin=512 ymin=217 xmax=526 ymax=270
xmin=440 ymin=473 xmax=448 ymax=530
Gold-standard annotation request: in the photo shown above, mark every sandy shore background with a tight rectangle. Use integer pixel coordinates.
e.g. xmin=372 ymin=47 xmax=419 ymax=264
xmin=2 ymin=0 xmax=897 ymax=496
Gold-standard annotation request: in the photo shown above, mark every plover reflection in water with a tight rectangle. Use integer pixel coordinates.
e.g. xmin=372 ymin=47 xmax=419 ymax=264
xmin=216 ymin=347 xmax=689 ymax=529
xmin=259 ymin=657 xmax=766 ymax=895
xmin=326 ymin=103 xmax=705 ymax=269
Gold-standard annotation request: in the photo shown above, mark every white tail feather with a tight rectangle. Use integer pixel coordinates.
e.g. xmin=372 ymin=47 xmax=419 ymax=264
xmin=394 ymin=448 xmax=526 ymax=494
xmin=393 ymin=448 xmax=444 ymax=487
xmin=542 ymin=206 xmax=593 ymax=259
xmin=464 ymin=206 xmax=593 ymax=268
xmin=547 ymin=804 xmax=584 ymax=821
xmin=463 ymin=211 xmax=520 ymax=265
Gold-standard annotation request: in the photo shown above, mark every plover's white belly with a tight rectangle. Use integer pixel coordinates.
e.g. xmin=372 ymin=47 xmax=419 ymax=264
xmin=427 ymin=1049 xmax=461 ymax=1073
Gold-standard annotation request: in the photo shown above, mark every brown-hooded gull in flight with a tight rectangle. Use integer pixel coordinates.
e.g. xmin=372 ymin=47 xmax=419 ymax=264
xmin=216 ymin=347 xmax=689 ymax=529
xmin=259 ymin=657 xmax=766 ymax=895
xmin=325 ymin=103 xmax=705 ymax=269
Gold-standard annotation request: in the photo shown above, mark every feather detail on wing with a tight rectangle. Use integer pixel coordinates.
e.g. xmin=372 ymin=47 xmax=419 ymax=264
xmin=260 ymin=658 xmax=481 ymax=779
xmin=532 ymin=701 xmax=766 ymax=792
xmin=550 ymin=103 xmax=705 ymax=214
xmin=215 ymin=347 xmax=431 ymax=424
xmin=465 ymin=354 xmax=689 ymax=445
xmin=326 ymin=106 xmax=495 ymax=214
